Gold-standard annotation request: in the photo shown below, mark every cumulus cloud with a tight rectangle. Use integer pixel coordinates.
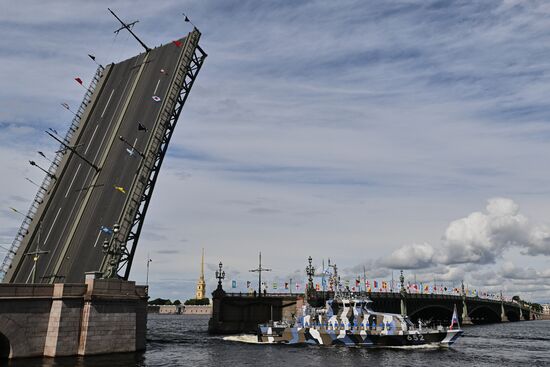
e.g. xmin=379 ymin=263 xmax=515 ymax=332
xmin=382 ymin=198 xmax=550 ymax=269
xmin=499 ymin=262 xmax=550 ymax=280
xmin=382 ymin=243 xmax=435 ymax=269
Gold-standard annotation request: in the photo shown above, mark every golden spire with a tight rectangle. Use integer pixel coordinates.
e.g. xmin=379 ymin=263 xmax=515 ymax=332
xmin=201 ymin=248 xmax=204 ymax=279
xmin=195 ymin=248 xmax=206 ymax=300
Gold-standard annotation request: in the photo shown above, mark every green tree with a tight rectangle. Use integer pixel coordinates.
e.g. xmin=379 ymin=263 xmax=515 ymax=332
xmin=184 ymin=298 xmax=210 ymax=305
xmin=148 ymin=298 xmax=173 ymax=305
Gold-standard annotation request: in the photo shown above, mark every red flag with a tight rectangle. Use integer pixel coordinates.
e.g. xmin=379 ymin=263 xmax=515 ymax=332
xmin=75 ymin=77 xmax=83 ymax=85
xmin=173 ymin=40 xmax=183 ymax=47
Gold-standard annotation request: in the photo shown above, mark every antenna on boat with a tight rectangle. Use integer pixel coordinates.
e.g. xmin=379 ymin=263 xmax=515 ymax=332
xmin=363 ymin=265 xmax=367 ymax=295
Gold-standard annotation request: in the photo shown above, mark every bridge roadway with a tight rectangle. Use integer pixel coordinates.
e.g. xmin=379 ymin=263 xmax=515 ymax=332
xmin=8 ymin=37 xmax=188 ymax=283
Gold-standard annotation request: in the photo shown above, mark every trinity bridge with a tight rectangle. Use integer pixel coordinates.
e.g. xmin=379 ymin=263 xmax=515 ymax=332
xmin=208 ymin=289 xmax=536 ymax=334
xmin=208 ymin=262 xmax=538 ymax=334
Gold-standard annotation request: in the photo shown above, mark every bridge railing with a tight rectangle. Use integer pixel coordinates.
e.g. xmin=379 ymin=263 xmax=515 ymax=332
xmin=0 ymin=66 xmax=104 ymax=281
xmin=220 ymin=287 xmax=516 ymax=304
xmin=224 ymin=292 xmax=302 ymax=298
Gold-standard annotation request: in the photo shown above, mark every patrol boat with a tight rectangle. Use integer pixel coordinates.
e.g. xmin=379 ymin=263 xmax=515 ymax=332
xmin=257 ymin=296 xmax=463 ymax=347
xmin=257 ymin=259 xmax=463 ymax=347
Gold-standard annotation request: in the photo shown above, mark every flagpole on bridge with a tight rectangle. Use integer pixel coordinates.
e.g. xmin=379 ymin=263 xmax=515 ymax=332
xmin=249 ymin=252 xmax=271 ymax=297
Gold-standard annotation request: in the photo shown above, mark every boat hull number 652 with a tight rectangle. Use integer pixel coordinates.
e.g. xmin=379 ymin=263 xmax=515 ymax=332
xmin=406 ymin=334 xmax=425 ymax=341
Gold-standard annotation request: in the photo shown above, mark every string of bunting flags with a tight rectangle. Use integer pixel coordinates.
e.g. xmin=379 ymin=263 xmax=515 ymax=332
xmin=220 ymin=278 xmax=511 ymax=301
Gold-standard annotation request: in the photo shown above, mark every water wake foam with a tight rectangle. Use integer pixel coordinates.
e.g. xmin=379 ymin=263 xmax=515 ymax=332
xmin=223 ymin=335 xmax=264 ymax=344
xmin=381 ymin=343 xmax=443 ymax=350
xmin=223 ymin=335 xmax=444 ymax=349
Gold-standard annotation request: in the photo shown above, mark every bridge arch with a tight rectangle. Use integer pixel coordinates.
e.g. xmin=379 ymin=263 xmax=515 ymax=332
xmin=0 ymin=331 xmax=10 ymax=359
xmin=408 ymin=304 xmax=454 ymax=324
xmin=505 ymin=309 xmax=520 ymax=322
xmin=469 ymin=305 xmax=501 ymax=323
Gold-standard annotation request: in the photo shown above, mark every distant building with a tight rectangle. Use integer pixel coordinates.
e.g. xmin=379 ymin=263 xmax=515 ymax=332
xmin=182 ymin=305 xmax=212 ymax=315
xmin=542 ymin=304 xmax=550 ymax=315
xmin=159 ymin=305 xmax=181 ymax=314
xmin=147 ymin=305 xmax=182 ymax=314
xmin=195 ymin=248 xmax=206 ymax=300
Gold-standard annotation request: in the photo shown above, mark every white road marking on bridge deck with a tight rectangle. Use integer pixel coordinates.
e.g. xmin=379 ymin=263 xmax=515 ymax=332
xmin=65 ymin=163 xmax=82 ymax=198
xmin=132 ymin=138 xmax=138 ymax=147
xmin=153 ymin=79 xmax=161 ymax=95
xmin=93 ymin=230 xmax=102 ymax=248
xmin=43 ymin=207 xmax=62 ymax=245
xmin=100 ymin=89 xmax=116 ymax=118
xmin=85 ymin=124 xmax=99 ymax=154
xmin=25 ymin=263 xmax=36 ymax=283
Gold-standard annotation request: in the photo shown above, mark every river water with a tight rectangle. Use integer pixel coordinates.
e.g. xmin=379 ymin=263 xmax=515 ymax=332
xmin=3 ymin=315 xmax=549 ymax=366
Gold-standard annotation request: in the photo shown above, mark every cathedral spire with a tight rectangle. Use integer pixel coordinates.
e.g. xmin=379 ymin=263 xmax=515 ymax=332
xmin=195 ymin=248 xmax=206 ymax=300
xmin=201 ymin=248 xmax=204 ymax=279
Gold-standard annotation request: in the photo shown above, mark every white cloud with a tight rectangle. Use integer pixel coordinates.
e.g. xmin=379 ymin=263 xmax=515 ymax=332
xmin=499 ymin=262 xmax=550 ymax=280
xmin=382 ymin=198 xmax=550 ymax=269
xmin=382 ymin=243 xmax=435 ymax=269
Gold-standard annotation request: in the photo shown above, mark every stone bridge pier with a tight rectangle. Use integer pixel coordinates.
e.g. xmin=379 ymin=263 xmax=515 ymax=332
xmin=0 ymin=273 xmax=147 ymax=359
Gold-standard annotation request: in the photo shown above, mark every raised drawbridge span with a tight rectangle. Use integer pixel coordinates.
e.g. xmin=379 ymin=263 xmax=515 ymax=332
xmin=1 ymin=28 xmax=206 ymax=284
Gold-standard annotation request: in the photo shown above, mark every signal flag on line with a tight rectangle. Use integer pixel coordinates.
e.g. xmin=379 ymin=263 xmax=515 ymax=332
xmin=88 ymin=54 xmax=96 ymax=61
xmin=114 ymin=185 xmax=126 ymax=194
xmin=138 ymin=122 xmax=148 ymax=132
xmin=75 ymin=77 xmax=83 ymax=85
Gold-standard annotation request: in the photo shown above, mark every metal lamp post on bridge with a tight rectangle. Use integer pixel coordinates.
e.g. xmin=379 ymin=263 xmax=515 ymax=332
xmin=9 ymin=207 xmax=33 ymax=221
xmin=146 ymin=254 xmax=152 ymax=287
xmin=24 ymin=248 xmax=50 ymax=284
xmin=23 ymin=221 xmax=49 ymax=284
xmin=101 ymin=223 xmax=125 ymax=279
xmin=216 ymin=261 xmax=225 ymax=290
xmin=29 ymin=160 xmax=56 ymax=180
xmin=46 ymin=132 xmax=100 ymax=172
xmin=399 ymin=270 xmax=407 ymax=316
xmin=305 ymin=256 xmax=315 ymax=296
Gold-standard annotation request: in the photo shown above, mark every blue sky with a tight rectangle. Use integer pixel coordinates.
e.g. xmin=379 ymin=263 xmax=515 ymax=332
xmin=1 ymin=0 xmax=550 ymax=302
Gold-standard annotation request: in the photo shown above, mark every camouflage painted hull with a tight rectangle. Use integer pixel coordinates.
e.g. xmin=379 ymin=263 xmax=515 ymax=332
xmin=257 ymin=326 xmax=463 ymax=347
